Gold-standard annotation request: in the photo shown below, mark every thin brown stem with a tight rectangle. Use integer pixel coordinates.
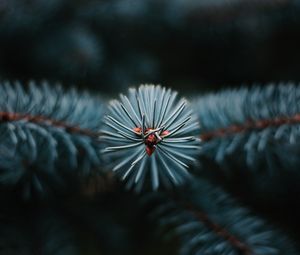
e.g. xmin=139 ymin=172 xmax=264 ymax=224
xmin=184 ymin=202 xmax=255 ymax=255
xmin=201 ymin=113 xmax=300 ymax=141
xmin=0 ymin=111 xmax=99 ymax=138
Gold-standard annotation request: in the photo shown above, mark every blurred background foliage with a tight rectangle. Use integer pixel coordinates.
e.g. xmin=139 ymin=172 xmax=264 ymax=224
xmin=0 ymin=0 xmax=300 ymax=94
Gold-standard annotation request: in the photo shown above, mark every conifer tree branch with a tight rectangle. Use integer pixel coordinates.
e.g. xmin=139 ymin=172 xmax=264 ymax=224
xmin=201 ymin=113 xmax=300 ymax=141
xmin=146 ymin=178 xmax=298 ymax=255
xmin=100 ymin=85 xmax=201 ymax=191
xmin=0 ymin=81 xmax=106 ymax=198
xmin=193 ymin=84 xmax=300 ymax=173
xmin=183 ymin=202 xmax=253 ymax=255
xmin=0 ymin=111 xmax=99 ymax=137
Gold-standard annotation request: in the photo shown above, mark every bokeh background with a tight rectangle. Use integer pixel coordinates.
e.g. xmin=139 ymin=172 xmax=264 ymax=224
xmin=1 ymin=0 xmax=300 ymax=95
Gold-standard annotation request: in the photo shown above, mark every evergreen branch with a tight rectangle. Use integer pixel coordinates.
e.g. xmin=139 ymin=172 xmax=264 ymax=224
xmin=193 ymin=84 xmax=300 ymax=171
xmin=146 ymin=179 xmax=298 ymax=255
xmin=0 ymin=112 xmax=99 ymax=137
xmin=183 ymin=202 xmax=253 ymax=255
xmin=100 ymin=85 xmax=201 ymax=192
xmin=201 ymin=113 xmax=300 ymax=141
xmin=0 ymin=81 xmax=106 ymax=198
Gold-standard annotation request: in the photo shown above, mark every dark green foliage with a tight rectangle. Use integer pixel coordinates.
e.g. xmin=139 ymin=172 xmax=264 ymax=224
xmin=1 ymin=1 xmax=300 ymax=91
xmin=194 ymin=84 xmax=300 ymax=171
xmin=1 ymin=81 xmax=300 ymax=254
xmin=193 ymin=84 xmax=300 ymax=204
xmin=146 ymin=178 xmax=298 ymax=255
xmin=32 ymin=25 xmax=104 ymax=80
xmin=0 ymin=81 xmax=106 ymax=198
xmin=0 ymin=0 xmax=63 ymax=33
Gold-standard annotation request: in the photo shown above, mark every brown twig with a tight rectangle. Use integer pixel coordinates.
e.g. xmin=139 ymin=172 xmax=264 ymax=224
xmin=0 ymin=111 xmax=99 ymax=137
xmin=201 ymin=114 xmax=300 ymax=141
xmin=184 ymin=202 xmax=255 ymax=255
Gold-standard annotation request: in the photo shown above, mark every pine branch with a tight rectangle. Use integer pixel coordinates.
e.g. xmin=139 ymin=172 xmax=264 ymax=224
xmin=146 ymin=178 xmax=298 ymax=255
xmin=194 ymin=83 xmax=300 ymax=172
xmin=100 ymin=85 xmax=201 ymax=192
xmin=0 ymin=81 xmax=106 ymax=198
